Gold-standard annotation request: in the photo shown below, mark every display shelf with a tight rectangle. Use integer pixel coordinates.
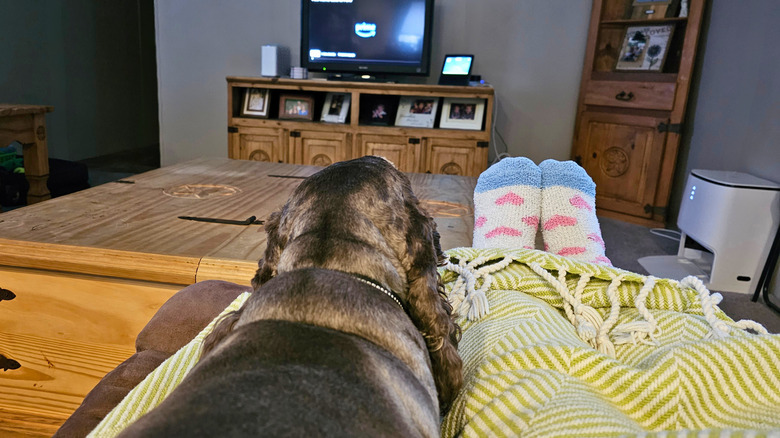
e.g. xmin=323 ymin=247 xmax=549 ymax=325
xmin=227 ymin=77 xmax=494 ymax=176
xmin=571 ymin=0 xmax=706 ymax=227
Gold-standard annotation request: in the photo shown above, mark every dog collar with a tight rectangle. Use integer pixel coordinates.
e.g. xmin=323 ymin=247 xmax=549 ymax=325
xmin=351 ymin=276 xmax=406 ymax=312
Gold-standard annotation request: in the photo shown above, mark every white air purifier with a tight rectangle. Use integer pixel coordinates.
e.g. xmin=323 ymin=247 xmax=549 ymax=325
xmin=639 ymin=169 xmax=780 ymax=294
xmin=261 ymin=45 xmax=290 ymax=77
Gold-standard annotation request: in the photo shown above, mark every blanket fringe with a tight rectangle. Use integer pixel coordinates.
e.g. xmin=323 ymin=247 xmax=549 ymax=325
xmin=679 ymin=276 xmax=769 ymax=337
xmin=444 ymin=254 xmax=770 ymax=355
xmin=446 ymin=256 xmax=512 ymax=320
xmin=612 ymin=276 xmax=660 ymax=346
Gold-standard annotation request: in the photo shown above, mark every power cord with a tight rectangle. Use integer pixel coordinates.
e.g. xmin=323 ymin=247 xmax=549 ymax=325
xmin=489 ymin=88 xmax=511 ymax=165
xmin=649 ymin=228 xmax=682 ymax=242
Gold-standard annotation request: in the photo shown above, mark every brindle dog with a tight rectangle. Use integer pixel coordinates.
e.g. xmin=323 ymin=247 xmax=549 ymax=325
xmin=119 ymin=156 xmax=462 ymax=437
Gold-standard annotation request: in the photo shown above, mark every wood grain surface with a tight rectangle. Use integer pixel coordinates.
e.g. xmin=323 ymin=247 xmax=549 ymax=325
xmin=0 ymin=157 xmax=476 ymax=435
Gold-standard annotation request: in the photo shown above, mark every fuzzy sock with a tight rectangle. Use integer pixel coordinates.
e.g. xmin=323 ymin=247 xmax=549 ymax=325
xmin=473 ymin=157 xmax=541 ymax=249
xmin=539 ymin=159 xmax=611 ymax=265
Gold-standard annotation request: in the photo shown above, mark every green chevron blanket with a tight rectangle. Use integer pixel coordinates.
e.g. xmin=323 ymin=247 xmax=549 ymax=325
xmin=89 ymin=248 xmax=779 ymax=437
xmin=441 ymin=247 xmax=779 ymax=437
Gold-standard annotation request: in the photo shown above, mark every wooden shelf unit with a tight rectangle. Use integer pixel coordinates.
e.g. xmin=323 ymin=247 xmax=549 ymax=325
xmin=571 ymin=0 xmax=706 ymax=227
xmin=227 ymin=77 xmax=494 ymax=177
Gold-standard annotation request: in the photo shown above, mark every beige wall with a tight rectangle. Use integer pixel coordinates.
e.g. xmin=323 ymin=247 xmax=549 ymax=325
xmin=153 ymin=0 xmax=591 ymax=166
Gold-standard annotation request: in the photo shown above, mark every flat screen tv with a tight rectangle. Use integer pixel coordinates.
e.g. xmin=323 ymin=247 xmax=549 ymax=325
xmin=301 ymin=0 xmax=435 ymax=79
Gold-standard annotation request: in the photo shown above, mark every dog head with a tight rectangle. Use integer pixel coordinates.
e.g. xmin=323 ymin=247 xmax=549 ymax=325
xmin=204 ymin=156 xmax=462 ymax=413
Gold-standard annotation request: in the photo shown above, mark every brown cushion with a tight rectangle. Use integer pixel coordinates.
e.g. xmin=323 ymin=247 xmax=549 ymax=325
xmin=54 ymin=280 xmax=249 ymax=437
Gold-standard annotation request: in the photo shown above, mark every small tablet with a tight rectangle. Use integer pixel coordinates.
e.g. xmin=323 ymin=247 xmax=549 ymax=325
xmin=438 ymin=54 xmax=474 ymax=86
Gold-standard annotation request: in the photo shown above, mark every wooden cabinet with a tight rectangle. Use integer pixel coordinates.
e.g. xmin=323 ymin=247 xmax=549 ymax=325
xmin=359 ymin=134 xmax=420 ymax=173
xmin=231 ymin=127 xmax=287 ymax=163
xmin=426 ymin=137 xmax=488 ymax=176
xmin=571 ymin=0 xmax=706 ymax=226
xmin=577 ymin=111 xmax=667 ymax=218
xmin=227 ymin=77 xmax=494 ymax=177
xmin=291 ymin=129 xmax=351 ymax=167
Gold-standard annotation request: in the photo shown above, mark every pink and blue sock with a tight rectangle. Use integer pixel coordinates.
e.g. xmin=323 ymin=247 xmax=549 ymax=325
xmin=473 ymin=157 xmax=541 ymax=249
xmin=539 ymin=159 xmax=611 ymax=265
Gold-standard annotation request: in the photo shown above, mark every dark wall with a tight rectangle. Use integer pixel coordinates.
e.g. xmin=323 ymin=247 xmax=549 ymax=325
xmin=0 ymin=0 xmax=158 ymax=161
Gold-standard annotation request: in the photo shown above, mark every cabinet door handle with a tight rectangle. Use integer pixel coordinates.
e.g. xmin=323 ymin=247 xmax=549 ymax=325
xmin=615 ymin=91 xmax=635 ymax=101
xmin=0 ymin=287 xmax=16 ymax=302
xmin=1 ymin=354 xmax=21 ymax=371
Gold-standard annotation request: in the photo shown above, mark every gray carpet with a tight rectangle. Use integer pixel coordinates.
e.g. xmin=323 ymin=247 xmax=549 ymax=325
xmin=599 ymin=216 xmax=780 ymax=334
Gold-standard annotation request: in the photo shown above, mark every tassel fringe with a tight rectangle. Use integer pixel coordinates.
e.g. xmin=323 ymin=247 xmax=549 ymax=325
xmin=444 ymin=254 xmax=769 ymax=356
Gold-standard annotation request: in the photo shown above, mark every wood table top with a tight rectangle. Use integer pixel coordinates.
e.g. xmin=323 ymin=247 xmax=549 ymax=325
xmin=0 ymin=104 xmax=54 ymax=117
xmin=0 ymin=158 xmax=476 ymax=285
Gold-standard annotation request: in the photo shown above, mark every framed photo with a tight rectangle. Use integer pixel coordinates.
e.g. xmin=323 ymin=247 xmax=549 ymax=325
xmin=321 ymin=92 xmax=351 ymax=124
xmin=395 ymin=96 xmax=439 ymax=128
xmin=241 ymin=88 xmax=270 ymax=118
xmin=439 ymin=98 xmax=485 ymax=130
xmin=615 ymin=25 xmax=674 ymax=71
xmin=359 ymin=95 xmax=398 ymax=126
xmin=278 ymin=94 xmax=314 ymax=120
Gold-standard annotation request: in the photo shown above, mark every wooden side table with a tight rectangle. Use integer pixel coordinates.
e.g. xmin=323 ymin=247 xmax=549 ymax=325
xmin=0 ymin=104 xmax=54 ymax=204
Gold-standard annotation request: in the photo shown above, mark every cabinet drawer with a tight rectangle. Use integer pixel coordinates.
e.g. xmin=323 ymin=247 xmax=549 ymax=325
xmin=584 ymin=81 xmax=676 ymax=110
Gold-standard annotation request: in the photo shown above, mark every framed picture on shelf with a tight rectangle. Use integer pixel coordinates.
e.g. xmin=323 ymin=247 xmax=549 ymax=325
xmin=615 ymin=25 xmax=674 ymax=71
xmin=395 ymin=96 xmax=439 ymax=128
xmin=278 ymin=94 xmax=315 ymax=120
xmin=241 ymin=88 xmax=270 ymax=118
xmin=359 ymin=95 xmax=398 ymax=126
xmin=439 ymin=98 xmax=485 ymax=130
xmin=320 ymin=92 xmax=351 ymax=124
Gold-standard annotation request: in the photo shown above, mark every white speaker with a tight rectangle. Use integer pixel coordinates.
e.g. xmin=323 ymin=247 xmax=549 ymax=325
xmin=261 ymin=45 xmax=290 ymax=77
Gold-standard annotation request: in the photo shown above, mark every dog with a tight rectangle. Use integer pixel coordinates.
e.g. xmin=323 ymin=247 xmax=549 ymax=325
xmin=118 ymin=156 xmax=462 ymax=437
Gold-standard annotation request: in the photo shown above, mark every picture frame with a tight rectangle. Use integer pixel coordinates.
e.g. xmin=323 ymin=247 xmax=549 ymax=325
xmin=359 ymin=95 xmax=398 ymax=126
xmin=320 ymin=92 xmax=351 ymax=124
xmin=439 ymin=98 xmax=485 ymax=131
xmin=395 ymin=96 xmax=439 ymax=128
xmin=241 ymin=88 xmax=270 ymax=118
xmin=615 ymin=25 xmax=674 ymax=71
xmin=278 ymin=94 xmax=315 ymax=120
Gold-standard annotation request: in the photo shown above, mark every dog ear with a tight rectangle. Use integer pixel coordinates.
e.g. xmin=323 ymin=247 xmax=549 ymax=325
xmin=252 ymin=210 xmax=284 ymax=290
xmin=404 ymin=200 xmax=463 ymax=415
xmin=200 ymin=309 xmax=242 ymax=358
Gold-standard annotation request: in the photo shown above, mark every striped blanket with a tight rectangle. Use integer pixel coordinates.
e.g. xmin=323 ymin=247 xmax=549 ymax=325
xmin=441 ymin=248 xmax=779 ymax=437
xmin=89 ymin=248 xmax=780 ymax=437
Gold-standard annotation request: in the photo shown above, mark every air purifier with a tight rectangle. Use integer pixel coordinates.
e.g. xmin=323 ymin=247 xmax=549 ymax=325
xmin=261 ymin=45 xmax=290 ymax=77
xmin=638 ymin=169 xmax=780 ymax=294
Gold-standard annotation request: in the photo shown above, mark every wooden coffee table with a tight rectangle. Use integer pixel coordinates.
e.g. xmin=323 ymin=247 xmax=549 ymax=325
xmin=0 ymin=158 xmax=476 ymax=436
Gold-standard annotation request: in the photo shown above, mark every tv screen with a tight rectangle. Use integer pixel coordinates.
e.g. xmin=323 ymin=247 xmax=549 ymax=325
xmin=301 ymin=0 xmax=434 ymax=77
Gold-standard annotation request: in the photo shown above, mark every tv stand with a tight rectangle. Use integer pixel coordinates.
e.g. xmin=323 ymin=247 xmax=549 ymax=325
xmin=227 ymin=77 xmax=494 ymax=177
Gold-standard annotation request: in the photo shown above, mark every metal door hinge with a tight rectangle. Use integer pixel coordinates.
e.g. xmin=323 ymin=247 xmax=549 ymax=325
xmin=290 ymin=131 xmax=301 ymax=138
xmin=477 ymin=141 xmax=489 ymax=148
xmin=657 ymin=122 xmax=682 ymax=134
xmin=228 ymin=126 xmax=238 ymax=133
xmin=408 ymin=138 xmax=420 ymax=144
